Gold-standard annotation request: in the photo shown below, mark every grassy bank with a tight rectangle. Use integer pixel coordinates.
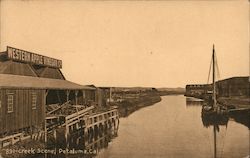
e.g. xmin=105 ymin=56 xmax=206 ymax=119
xmin=157 ymin=87 xmax=185 ymax=96
xmin=115 ymin=95 xmax=162 ymax=117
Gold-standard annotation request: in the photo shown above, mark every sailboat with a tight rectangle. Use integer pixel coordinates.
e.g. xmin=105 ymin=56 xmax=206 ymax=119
xmin=201 ymin=46 xmax=229 ymax=158
xmin=201 ymin=45 xmax=228 ymax=117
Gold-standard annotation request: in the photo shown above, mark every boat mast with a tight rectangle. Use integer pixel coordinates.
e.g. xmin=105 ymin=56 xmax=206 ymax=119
xmin=212 ymin=44 xmax=217 ymax=109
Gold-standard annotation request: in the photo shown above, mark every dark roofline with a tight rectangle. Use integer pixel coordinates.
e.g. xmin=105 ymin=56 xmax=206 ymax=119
xmin=0 ymin=74 xmax=95 ymax=90
xmin=0 ymin=51 xmax=7 ymax=61
xmin=217 ymin=76 xmax=249 ymax=83
xmin=86 ymin=85 xmax=97 ymax=88
xmin=186 ymin=76 xmax=249 ymax=87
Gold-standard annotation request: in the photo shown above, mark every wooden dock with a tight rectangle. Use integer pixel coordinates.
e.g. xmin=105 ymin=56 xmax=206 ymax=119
xmin=0 ymin=131 xmax=45 ymax=148
xmin=0 ymin=106 xmax=119 ymax=149
xmin=45 ymin=105 xmax=119 ymax=147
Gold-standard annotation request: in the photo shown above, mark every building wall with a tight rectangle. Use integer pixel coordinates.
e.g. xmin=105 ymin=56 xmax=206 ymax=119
xmin=85 ymin=90 xmax=96 ymax=105
xmin=96 ymin=88 xmax=109 ymax=107
xmin=185 ymin=84 xmax=212 ymax=99
xmin=185 ymin=77 xmax=249 ymax=99
xmin=217 ymin=77 xmax=249 ymax=97
xmin=0 ymin=89 xmax=45 ymax=135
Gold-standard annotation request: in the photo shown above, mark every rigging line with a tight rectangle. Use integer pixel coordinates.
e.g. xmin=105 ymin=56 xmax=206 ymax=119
xmin=215 ymin=52 xmax=221 ymax=80
xmin=207 ymin=55 xmax=213 ymax=84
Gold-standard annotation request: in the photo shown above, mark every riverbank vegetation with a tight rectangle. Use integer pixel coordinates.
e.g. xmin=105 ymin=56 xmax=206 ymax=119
xmin=115 ymin=94 xmax=161 ymax=117
xmin=111 ymin=87 xmax=184 ymax=117
xmin=156 ymin=87 xmax=185 ymax=96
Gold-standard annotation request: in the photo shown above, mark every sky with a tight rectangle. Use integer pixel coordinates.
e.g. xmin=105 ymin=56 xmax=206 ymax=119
xmin=0 ymin=0 xmax=249 ymax=88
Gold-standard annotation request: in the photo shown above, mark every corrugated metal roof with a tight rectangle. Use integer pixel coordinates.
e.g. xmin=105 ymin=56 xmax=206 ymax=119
xmin=0 ymin=74 xmax=95 ymax=90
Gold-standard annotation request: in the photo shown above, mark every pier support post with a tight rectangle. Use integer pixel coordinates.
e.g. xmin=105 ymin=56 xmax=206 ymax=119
xmin=76 ymin=122 xmax=79 ymax=130
xmin=56 ymin=90 xmax=62 ymax=104
xmin=75 ymin=91 xmax=78 ymax=105
xmin=65 ymin=120 xmax=69 ymax=146
xmin=82 ymin=90 xmax=86 ymax=105
xmin=44 ymin=90 xmax=48 ymax=144
xmin=53 ymin=129 xmax=57 ymax=143
xmin=44 ymin=121 xmax=47 ymax=144
xmin=84 ymin=116 xmax=89 ymax=147
xmin=109 ymin=87 xmax=112 ymax=104
xmin=66 ymin=90 xmax=70 ymax=102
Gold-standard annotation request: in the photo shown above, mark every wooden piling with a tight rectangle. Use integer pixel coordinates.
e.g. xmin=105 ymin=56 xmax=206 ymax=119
xmin=65 ymin=119 xmax=68 ymax=144
xmin=0 ymin=140 xmax=2 ymax=148
xmin=44 ymin=121 xmax=47 ymax=144
xmin=53 ymin=129 xmax=57 ymax=142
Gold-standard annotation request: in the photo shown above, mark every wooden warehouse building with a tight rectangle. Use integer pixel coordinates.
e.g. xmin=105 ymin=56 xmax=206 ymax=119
xmin=0 ymin=46 xmax=96 ymax=137
xmin=185 ymin=76 xmax=249 ymax=99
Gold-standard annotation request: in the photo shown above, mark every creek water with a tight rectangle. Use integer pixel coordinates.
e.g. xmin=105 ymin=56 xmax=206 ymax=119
xmin=96 ymin=95 xmax=249 ymax=158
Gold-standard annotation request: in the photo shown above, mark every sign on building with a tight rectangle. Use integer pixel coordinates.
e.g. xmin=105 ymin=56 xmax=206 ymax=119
xmin=7 ymin=46 xmax=62 ymax=69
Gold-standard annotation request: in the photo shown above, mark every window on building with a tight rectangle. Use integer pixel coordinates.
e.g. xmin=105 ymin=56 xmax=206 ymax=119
xmin=7 ymin=93 xmax=14 ymax=113
xmin=31 ymin=92 xmax=37 ymax=110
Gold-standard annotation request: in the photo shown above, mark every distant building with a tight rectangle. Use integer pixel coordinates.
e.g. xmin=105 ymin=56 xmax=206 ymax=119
xmin=185 ymin=76 xmax=250 ymax=99
xmin=185 ymin=84 xmax=212 ymax=99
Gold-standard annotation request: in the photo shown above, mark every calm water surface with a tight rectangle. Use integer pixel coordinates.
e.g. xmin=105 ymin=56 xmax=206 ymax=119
xmin=96 ymin=95 xmax=249 ymax=158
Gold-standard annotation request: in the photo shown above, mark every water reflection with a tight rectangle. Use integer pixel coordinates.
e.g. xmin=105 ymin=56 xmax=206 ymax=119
xmin=186 ymin=97 xmax=203 ymax=107
xmin=201 ymin=111 xmax=250 ymax=138
xmin=229 ymin=111 xmax=250 ymax=130
xmin=186 ymin=98 xmax=250 ymax=158
xmin=43 ymin=126 xmax=119 ymax=158
xmin=95 ymin=96 xmax=249 ymax=158
xmin=188 ymin=97 xmax=248 ymax=158
xmin=186 ymin=97 xmax=250 ymax=129
xmin=201 ymin=115 xmax=229 ymax=131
